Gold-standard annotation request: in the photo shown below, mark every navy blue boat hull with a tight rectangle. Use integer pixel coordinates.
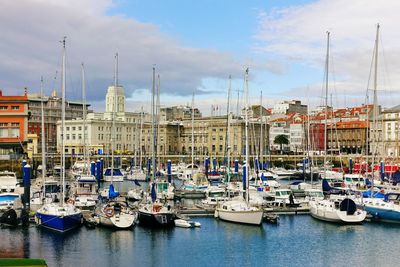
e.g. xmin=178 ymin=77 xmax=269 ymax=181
xmin=36 ymin=212 xmax=82 ymax=232
xmin=138 ymin=211 xmax=175 ymax=228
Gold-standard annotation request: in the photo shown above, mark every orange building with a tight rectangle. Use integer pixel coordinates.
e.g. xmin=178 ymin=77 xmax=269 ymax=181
xmin=0 ymin=89 xmax=29 ymax=157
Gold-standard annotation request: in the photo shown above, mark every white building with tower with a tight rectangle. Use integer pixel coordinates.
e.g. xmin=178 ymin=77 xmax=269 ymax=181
xmin=57 ymin=85 xmax=147 ymax=156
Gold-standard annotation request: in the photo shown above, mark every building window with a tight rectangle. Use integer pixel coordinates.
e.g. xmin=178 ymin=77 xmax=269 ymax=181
xmin=11 ymin=106 xmax=19 ymax=110
xmin=0 ymin=123 xmax=8 ymax=127
xmin=72 ymin=134 xmax=76 ymax=140
xmin=66 ymin=134 xmax=70 ymax=140
xmin=66 ymin=127 xmax=70 ymax=131
xmin=219 ymin=145 xmax=223 ymax=151
xmin=78 ymin=134 xmax=82 ymax=140
xmin=0 ymin=128 xmax=8 ymax=137
xmin=72 ymin=127 xmax=76 ymax=131
xmin=78 ymin=126 xmax=82 ymax=131
xmin=11 ymin=122 xmax=19 ymax=127
xmin=212 ymin=145 xmax=216 ymax=152
xmin=0 ymin=106 xmax=7 ymax=110
xmin=11 ymin=128 xmax=19 ymax=137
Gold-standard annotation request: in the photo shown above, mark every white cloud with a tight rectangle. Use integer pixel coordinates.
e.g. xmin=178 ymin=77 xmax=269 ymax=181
xmin=0 ymin=0 xmax=243 ymax=108
xmin=255 ymin=0 xmax=400 ymax=108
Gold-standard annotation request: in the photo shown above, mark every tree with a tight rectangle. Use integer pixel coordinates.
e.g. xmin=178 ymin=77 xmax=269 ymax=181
xmin=274 ymin=134 xmax=289 ymax=154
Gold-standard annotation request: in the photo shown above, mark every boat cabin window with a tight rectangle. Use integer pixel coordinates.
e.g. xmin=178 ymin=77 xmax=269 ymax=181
xmin=209 ymin=192 xmax=224 ymax=197
xmin=276 ymin=191 xmax=289 ymax=196
xmin=387 ymin=194 xmax=400 ymax=201
xmin=157 ymin=183 xmax=168 ymax=191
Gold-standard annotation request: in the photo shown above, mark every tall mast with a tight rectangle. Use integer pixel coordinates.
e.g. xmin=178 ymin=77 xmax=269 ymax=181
xmin=324 ymin=31 xmax=330 ymax=178
xmin=139 ymin=106 xmax=144 ymax=170
xmin=226 ymin=75 xmax=232 ymax=183
xmin=61 ymin=36 xmax=66 ymax=206
xmin=40 ymin=76 xmax=46 ymax=196
xmin=151 ymin=66 xmax=156 ymax=182
xmin=191 ymin=91 xmax=195 ymax=179
xmin=371 ymin=24 xmax=380 ymax=182
xmin=81 ymin=63 xmax=88 ymax=174
xmin=111 ymin=53 xmax=118 ymax=183
xmin=244 ymin=68 xmax=250 ymax=203
xmin=260 ymin=91 xmax=263 ymax=167
xmin=156 ymin=74 xmax=161 ymax=170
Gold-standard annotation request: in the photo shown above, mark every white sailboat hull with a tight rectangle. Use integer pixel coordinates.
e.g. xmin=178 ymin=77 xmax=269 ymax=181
xmin=309 ymin=200 xmax=366 ymax=223
xmin=215 ymin=209 xmax=263 ymax=225
xmin=104 ymin=176 xmax=124 ymax=182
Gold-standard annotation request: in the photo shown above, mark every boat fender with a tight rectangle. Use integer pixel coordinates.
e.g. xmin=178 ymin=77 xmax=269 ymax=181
xmin=67 ymin=198 xmax=75 ymax=205
xmin=153 ymin=205 xmax=162 ymax=212
xmin=104 ymin=207 xmax=115 ymax=217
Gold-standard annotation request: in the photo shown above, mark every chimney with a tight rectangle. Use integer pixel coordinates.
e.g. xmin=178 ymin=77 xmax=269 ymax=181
xmin=24 ymin=87 xmax=28 ymax=96
xmin=0 ymin=90 xmax=2 ymax=96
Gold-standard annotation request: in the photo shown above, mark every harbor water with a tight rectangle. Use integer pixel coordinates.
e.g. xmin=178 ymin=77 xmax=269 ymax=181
xmin=1 ymin=215 xmax=399 ymax=267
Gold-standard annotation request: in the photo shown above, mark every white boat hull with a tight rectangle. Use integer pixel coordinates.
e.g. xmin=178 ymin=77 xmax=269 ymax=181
xmin=309 ymin=200 xmax=366 ymax=223
xmin=215 ymin=208 xmax=263 ymax=225
xmin=96 ymin=208 xmax=136 ymax=229
xmin=104 ymin=176 xmax=124 ymax=182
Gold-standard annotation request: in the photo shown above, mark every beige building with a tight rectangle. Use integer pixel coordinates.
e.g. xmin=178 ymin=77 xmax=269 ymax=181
xmin=58 ymin=85 xmax=147 ymax=156
xmin=382 ymin=105 xmax=400 ymax=157
xmin=60 ymin=84 xmax=269 ymax=163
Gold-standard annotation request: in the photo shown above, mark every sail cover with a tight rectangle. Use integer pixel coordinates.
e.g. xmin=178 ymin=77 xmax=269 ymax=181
xmin=151 ymin=183 xmax=157 ymax=203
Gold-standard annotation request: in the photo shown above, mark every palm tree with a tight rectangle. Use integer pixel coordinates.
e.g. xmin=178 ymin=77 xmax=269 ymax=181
xmin=274 ymin=134 xmax=289 ymax=154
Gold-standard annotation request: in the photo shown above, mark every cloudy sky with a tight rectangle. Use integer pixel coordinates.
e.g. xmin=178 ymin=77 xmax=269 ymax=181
xmin=1 ymin=0 xmax=400 ymax=114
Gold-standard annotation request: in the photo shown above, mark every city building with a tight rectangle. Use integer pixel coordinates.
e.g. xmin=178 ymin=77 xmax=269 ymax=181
xmin=381 ymin=105 xmax=400 ymax=157
xmin=28 ymin=90 xmax=90 ymax=153
xmin=272 ymin=100 xmax=307 ymax=115
xmin=58 ymin=85 xmax=146 ymax=156
xmin=0 ymin=89 xmax=29 ymax=158
xmin=160 ymin=105 xmax=201 ymax=122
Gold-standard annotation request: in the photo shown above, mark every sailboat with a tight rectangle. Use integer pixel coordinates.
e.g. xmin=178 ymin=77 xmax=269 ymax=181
xmin=30 ymin=77 xmax=61 ymax=212
xmin=94 ymin=53 xmax=136 ymax=229
xmin=126 ymin=107 xmax=147 ymax=181
xmin=214 ymin=68 xmax=264 ymax=226
xmin=360 ymin=25 xmax=400 ymax=223
xmin=35 ymin=38 xmax=82 ymax=232
xmin=137 ymin=67 xmax=176 ymax=228
xmin=309 ymin=32 xmax=366 ymax=224
xmin=103 ymin=57 xmax=125 ymax=183
xmin=70 ymin=63 xmax=97 ymax=210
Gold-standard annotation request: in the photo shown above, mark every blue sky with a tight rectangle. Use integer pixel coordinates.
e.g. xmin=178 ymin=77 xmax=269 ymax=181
xmin=1 ymin=0 xmax=400 ymax=114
